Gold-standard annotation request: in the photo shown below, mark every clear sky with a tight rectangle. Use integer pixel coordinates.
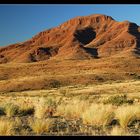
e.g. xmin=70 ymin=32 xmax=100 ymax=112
xmin=0 ymin=4 xmax=140 ymax=47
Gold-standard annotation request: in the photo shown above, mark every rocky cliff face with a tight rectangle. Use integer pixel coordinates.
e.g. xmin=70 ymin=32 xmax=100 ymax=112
xmin=0 ymin=14 xmax=140 ymax=63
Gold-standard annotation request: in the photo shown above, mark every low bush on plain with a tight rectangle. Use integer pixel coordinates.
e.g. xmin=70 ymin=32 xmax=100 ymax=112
xmin=103 ymin=95 xmax=134 ymax=106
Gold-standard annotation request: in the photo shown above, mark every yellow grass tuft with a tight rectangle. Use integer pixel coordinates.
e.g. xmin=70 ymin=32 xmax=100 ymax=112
xmin=0 ymin=118 xmax=14 ymax=135
xmin=56 ymin=99 xmax=90 ymax=119
xmin=4 ymin=103 xmax=19 ymax=117
xmin=82 ymin=103 xmax=115 ymax=126
xmin=34 ymin=98 xmax=49 ymax=119
xmin=29 ymin=118 xmax=53 ymax=135
xmin=115 ymin=105 xmax=140 ymax=129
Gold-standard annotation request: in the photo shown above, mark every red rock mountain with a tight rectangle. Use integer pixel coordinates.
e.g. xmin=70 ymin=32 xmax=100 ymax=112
xmin=0 ymin=14 xmax=140 ymax=63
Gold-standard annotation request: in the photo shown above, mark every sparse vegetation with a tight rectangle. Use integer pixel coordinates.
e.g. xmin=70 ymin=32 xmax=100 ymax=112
xmin=0 ymin=118 xmax=14 ymax=135
xmin=29 ymin=118 xmax=54 ymax=135
xmin=48 ymin=80 xmax=61 ymax=88
xmin=103 ymin=94 xmax=134 ymax=106
xmin=18 ymin=106 xmax=34 ymax=116
xmin=0 ymin=91 xmax=139 ymax=135
xmin=0 ymin=58 xmax=140 ymax=135
xmin=56 ymin=100 xmax=89 ymax=119
xmin=115 ymin=105 xmax=140 ymax=129
xmin=4 ymin=103 xmax=19 ymax=117
xmin=34 ymin=98 xmax=49 ymax=119
xmin=82 ymin=104 xmax=115 ymax=126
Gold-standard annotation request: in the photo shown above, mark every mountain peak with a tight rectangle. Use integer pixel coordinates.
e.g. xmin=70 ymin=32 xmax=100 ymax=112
xmin=0 ymin=14 xmax=139 ymax=63
xmin=86 ymin=14 xmax=114 ymax=19
xmin=59 ymin=14 xmax=115 ymax=28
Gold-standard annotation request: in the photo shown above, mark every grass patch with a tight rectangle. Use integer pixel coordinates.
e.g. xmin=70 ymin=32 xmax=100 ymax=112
xmin=82 ymin=103 xmax=115 ymax=126
xmin=4 ymin=103 xmax=19 ymax=117
xmin=0 ymin=118 xmax=14 ymax=135
xmin=34 ymin=98 xmax=56 ymax=119
xmin=103 ymin=94 xmax=134 ymax=106
xmin=29 ymin=118 xmax=54 ymax=135
xmin=56 ymin=100 xmax=89 ymax=119
xmin=115 ymin=105 xmax=140 ymax=129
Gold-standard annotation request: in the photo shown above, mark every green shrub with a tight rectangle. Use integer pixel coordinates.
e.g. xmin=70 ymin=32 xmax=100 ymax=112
xmin=103 ymin=95 xmax=134 ymax=106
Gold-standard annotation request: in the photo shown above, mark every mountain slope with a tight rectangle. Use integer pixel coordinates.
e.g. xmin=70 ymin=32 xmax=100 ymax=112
xmin=0 ymin=14 xmax=140 ymax=63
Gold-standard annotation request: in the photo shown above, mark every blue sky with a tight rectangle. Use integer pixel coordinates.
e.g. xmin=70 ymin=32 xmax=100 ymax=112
xmin=0 ymin=4 xmax=140 ymax=47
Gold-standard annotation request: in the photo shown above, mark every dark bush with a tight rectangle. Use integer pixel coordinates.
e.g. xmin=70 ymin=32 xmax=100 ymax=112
xmin=49 ymin=80 xmax=61 ymax=88
xmin=18 ymin=107 xmax=35 ymax=116
xmin=103 ymin=94 xmax=134 ymax=106
xmin=0 ymin=107 xmax=5 ymax=115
